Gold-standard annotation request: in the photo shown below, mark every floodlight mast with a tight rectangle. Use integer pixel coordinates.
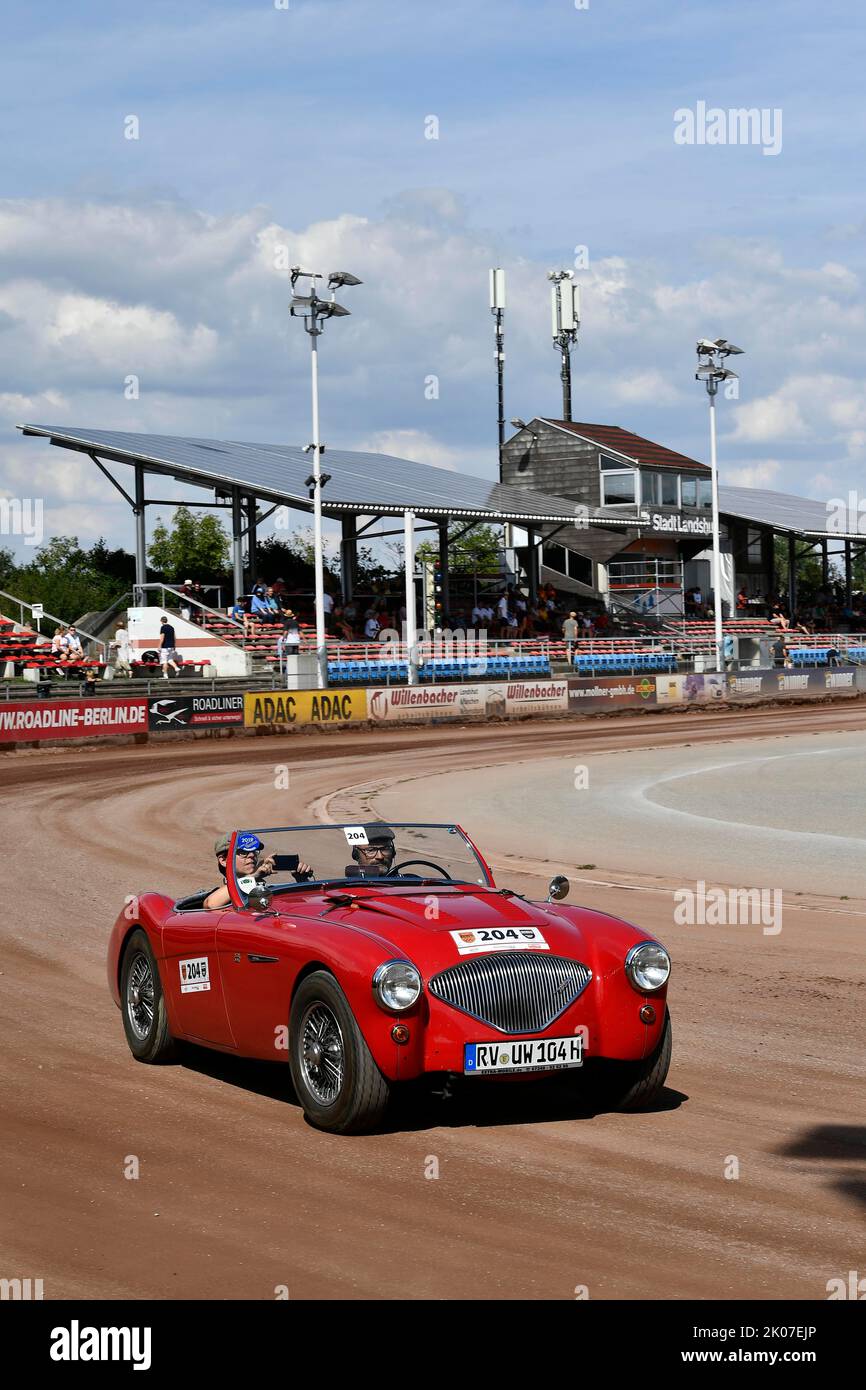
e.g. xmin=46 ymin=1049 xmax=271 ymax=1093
xmin=290 ymin=268 xmax=361 ymax=688
xmin=489 ymin=268 xmax=507 ymax=464
xmin=694 ymin=339 xmax=744 ymax=673
xmin=548 ymin=270 xmax=580 ymax=421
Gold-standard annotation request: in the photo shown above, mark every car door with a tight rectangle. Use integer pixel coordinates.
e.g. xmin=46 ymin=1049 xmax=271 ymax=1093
xmin=217 ymin=909 xmax=306 ymax=1061
xmin=161 ymin=908 xmax=236 ymax=1047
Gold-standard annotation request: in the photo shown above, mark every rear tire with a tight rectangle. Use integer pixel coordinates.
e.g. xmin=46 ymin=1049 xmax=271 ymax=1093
xmin=289 ymin=971 xmax=390 ymax=1134
xmin=585 ymin=1010 xmax=672 ymax=1112
xmin=120 ymin=929 xmax=176 ymax=1063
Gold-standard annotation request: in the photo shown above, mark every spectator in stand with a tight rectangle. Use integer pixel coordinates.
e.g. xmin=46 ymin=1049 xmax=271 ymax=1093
xmin=563 ymin=611 xmax=579 ymax=659
xmin=277 ymin=605 xmax=302 ymax=665
xmin=736 ymin=585 xmax=748 ymax=612
xmin=230 ymin=596 xmax=247 ymax=626
xmin=251 ymin=577 xmax=267 ymax=601
xmin=343 ymin=599 xmax=358 ymax=634
xmin=110 ymin=622 xmax=132 ymax=677
xmin=364 ymin=609 xmax=381 ymax=641
xmin=189 ymin=580 xmax=206 ymax=622
xmin=250 ymin=588 xmax=279 ymax=625
xmin=158 ymin=615 xmax=182 ymax=679
xmin=64 ymin=626 xmax=86 ymax=677
xmin=51 ymin=624 xmax=71 ymax=676
xmin=770 ymin=604 xmax=790 ymax=631
xmin=595 ymin=608 xmax=610 ymax=634
xmin=271 ymin=577 xmax=286 ymax=599
xmin=179 ymin=579 xmax=195 ymax=621
xmin=332 ymin=604 xmax=353 ymax=641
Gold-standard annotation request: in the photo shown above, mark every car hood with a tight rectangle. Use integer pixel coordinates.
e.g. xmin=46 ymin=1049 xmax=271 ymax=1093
xmin=290 ymin=885 xmax=651 ymax=977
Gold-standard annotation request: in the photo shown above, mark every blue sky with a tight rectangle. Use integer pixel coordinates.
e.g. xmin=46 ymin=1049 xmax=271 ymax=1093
xmin=1 ymin=0 xmax=864 ymax=555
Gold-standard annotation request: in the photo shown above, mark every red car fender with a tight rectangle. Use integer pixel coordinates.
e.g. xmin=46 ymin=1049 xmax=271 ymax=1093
xmin=106 ymin=893 xmax=180 ymax=1032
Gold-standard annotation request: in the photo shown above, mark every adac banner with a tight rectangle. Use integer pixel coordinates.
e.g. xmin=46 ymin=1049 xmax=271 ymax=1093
xmin=244 ymin=689 xmax=367 ymax=727
xmin=725 ymin=666 xmax=858 ymax=701
xmin=367 ymin=683 xmax=503 ymax=722
xmin=567 ymin=675 xmax=657 ymax=711
xmin=0 ymin=697 xmax=148 ymax=743
xmin=149 ymin=692 xmax=245 ymax=730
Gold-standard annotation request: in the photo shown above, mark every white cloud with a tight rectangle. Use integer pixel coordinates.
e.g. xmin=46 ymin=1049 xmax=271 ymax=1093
xmin=725 ymin=459 xmax=781 ymax=487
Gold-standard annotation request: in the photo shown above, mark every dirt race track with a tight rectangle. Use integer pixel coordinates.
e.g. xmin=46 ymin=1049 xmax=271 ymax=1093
xmin=2 ymin=701 xmax=865 ymax=1300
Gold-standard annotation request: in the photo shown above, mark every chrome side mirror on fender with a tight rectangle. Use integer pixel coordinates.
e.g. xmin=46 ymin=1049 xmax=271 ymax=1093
xmin=547 ymin=875 xmax=570 ymax=903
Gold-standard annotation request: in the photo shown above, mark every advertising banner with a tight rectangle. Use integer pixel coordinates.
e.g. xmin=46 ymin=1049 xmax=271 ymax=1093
xmin=244 ymin=689 xmax=367 ymax=728
xmin=567 ymin=675 xmax=657 ymax=712
xmin=726 ymin=667 xmax=858 ymax=701
xmin=148 ymin=692 xmax=245 ymax=729
xmin=0 ymin=697 xmax=148 ymax=743
xmin=367 ymin=683 xmax=501 ymax=722
xmin=504 ymin=680 xmax=569 ymax=716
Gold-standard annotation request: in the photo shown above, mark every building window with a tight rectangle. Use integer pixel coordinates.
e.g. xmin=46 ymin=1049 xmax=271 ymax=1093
xmin=697 ymin=479 xmax=712 ymax=508
xmin=681 ymin=477 xmax=697 ymax=507
xmin=747 ymin=527 xmax=763 ymax=563
xmin=661 ymin=473 xmax=679 ymax=505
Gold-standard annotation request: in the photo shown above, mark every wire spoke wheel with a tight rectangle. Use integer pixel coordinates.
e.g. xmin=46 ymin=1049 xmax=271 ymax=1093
xmin=300 ymin=1003 xmax=345 ymax=1106
xmin=126 ymin=951 xmax=155 ymax=1041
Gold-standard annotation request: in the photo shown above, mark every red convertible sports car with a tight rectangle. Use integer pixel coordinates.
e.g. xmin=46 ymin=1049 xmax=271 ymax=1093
xmin=108 ymin=822 xmax=672 ymax=1133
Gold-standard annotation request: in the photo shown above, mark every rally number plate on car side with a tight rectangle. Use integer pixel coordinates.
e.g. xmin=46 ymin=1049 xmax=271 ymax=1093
xmin=464 ymin=1034 xmax=583 ymax=1075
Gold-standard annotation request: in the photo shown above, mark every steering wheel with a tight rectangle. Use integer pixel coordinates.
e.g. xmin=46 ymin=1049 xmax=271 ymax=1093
xmin=393 ymin=858 xmax=453 ymax=880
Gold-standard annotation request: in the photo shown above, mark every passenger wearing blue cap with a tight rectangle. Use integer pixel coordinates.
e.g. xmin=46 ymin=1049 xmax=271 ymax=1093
xmin=204 ymin=832 xmax=281 ymax=910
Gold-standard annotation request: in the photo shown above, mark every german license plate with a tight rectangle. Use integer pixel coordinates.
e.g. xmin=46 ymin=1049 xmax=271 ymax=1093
xmin=464 ymin=1034 xmax=583 ymax=1075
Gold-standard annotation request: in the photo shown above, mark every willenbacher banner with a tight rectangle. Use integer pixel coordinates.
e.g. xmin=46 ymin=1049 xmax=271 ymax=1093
xmin=367 ymin=683 xmax=503 ymax=722
xmin=0 ymin=697 xmax=148 ymax=743
xmin=149 ymin=693 xmax=245 ymax=729
xmin=567 ymin=675 xmax=657 ymax=711
xmin=504 ymin=680 xmax=569 ymax=715
xmin=244 ymin=689 xmax=368 ymax=727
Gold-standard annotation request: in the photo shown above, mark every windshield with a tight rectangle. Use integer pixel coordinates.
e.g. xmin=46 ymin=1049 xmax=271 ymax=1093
xmin=227 ymin=822 xmax=494 ymax=908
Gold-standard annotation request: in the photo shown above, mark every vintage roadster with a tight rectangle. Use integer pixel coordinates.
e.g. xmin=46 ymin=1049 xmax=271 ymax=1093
xmin=108 ymin=822 xmax=672 ymax=1133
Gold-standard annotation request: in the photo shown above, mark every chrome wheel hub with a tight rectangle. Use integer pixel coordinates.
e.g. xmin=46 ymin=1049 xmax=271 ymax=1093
xmin=300 ymin=1004 xmax=344 ymax=1106
xmin=126 ymin=952 xmax=155 ymax=1040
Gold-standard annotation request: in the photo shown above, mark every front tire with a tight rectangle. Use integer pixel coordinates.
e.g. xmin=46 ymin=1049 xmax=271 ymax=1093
xmin=584 ymin=1010 xmax=672 ymax=1112
xmin=289 ymin=971 xmax=390 ymax=1134
xmin=120 ymin=929 xmax=176 ymax=1063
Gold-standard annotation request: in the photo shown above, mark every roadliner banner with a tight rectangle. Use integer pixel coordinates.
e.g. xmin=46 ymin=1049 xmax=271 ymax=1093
xmin=245 ymin=689 xmax=367 ymax=727
xmin=0 ymin=697 xmax=148 ymax=743
xmin=148 ymin=693 xmax=245 ymax=729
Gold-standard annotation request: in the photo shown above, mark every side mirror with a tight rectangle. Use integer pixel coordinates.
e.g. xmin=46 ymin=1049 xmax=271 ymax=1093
xmin=547 ymin=875 xmax=570 ymax=903
xmin=247 ymin=883 xmax=272 ymax=912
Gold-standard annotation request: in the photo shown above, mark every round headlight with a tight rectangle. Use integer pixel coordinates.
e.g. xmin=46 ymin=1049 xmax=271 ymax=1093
xmin=372 ymin=960 xmax=422 ymax=1012
xmin=625 ymin=942 xmax=671 ymax=993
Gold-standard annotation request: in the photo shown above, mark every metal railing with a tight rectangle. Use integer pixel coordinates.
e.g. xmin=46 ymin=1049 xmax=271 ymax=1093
xmin=0 ymin=588 xmax=108 ymax=656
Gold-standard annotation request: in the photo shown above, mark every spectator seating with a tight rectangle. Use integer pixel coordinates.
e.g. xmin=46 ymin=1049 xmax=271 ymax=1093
xmin=327 ymin=653 xmax=553 ymax=684
xmin=573 ymin=651 xmax=677 ymax=673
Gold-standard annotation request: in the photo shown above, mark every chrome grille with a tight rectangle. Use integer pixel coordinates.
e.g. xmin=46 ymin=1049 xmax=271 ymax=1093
xmin=429 ymin=952 xmax=591 ymax=1034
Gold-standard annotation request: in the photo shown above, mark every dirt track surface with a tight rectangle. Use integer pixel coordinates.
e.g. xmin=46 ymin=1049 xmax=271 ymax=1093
xmin=2 ymin=702 xmax=865 ymax=1300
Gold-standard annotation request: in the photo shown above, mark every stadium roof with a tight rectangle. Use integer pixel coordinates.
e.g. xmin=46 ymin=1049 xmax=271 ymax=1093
xmin=18 ymin=423 xmax=590 ymax=526
xmin=539 ymin=420 xmax=711 ymax=474
xmin=19 ymin=422 xmax=860 ymax=541
xmin=719 ymin=484 xmax=855 ymax=539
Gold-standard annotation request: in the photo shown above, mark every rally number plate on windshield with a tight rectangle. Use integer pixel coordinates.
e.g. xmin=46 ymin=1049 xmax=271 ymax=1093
xmin=464 ymin=1034 xmax=583 ymax=1076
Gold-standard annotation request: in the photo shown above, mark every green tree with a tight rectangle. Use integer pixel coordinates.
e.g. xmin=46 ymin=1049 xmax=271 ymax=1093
xmin=414 ymin=522 xmax=503 ymax=575
xmin=147 ymin=505 xmax=230 ymax=580
xmin=5 ymin=535 xmax=126 ymax=625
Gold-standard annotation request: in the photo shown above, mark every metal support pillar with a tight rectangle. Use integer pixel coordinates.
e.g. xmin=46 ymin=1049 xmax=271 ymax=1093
xmin=404 ymin=511 xmax=418 ymax=685
xmin=787 ymin=533 xmax=798 ymax=616
xmin=245 ymin=497 xmax=258 ymax=589
xmin=340 ymin=515 xmax=357 ymax=605
xmin=845 ymin=540 xmax=852 ymax=606
xmin=437 ymin=520 xmax=450 ymax=626
xmin=231 ymin=490 xmax=244 ymax=605
xmin=133 ymin=464 xmax=146 ymax=600
xmin=526 ymin=526 xmax=539 ymax=603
